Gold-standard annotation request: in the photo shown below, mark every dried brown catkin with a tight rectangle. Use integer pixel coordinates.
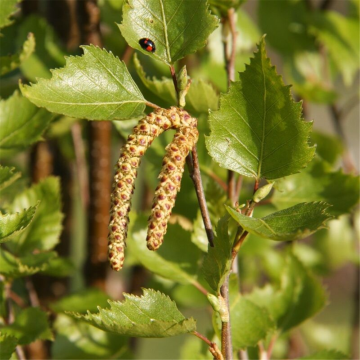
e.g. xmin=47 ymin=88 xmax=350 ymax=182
xmin=108 ymin=107 xmax=198 ymax=271
xmin=147 ymin=119 xmax=198 ymax=251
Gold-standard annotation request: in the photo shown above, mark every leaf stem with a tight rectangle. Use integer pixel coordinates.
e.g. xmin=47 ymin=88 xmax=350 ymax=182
xmin=186 ymin=146 xmax=215 ymax=247
xmin=192 ymin=280 xmax=208 ymax=296
xmin=192 ymin=332 xmax=224 ymax=360
xmin=170 ymin=65 xmax=179 ymax=105
xmin=145 ymin=100 xmax=161 ymax=109
xmin=220 ymin=275 xmax=233 ymax=360
xmin=199 ymin=164 xmax=228 ymax=192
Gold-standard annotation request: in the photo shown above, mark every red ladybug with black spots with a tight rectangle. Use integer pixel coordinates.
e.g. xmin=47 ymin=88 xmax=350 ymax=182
xmin=139 ymin=38 xmax=156 ymax=53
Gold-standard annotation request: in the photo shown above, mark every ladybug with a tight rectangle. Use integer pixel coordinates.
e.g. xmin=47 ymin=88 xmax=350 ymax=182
xmin=139 ymin=38 xmax=156 ymax=53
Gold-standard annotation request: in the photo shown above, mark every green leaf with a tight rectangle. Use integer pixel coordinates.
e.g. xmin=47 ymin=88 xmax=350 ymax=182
xmin=0 ymin=0 xmax=19 ymax=30
xmin=41 ymin=257 xmax=75 ymax=277
xmin=128 ymin=215 xmax=201 ymax=285
xmin=15 ymin=15 xmax=66 ymax=81
xmin=52 ymin=314 xmax=130 ymax=360
xmin=0 ymin=165 xmax=21 ymax=191
xmin=272 ymin=160 xmax=360 ymax=216
xmin=69 ymin=289 xmax=196 ymax=338
xmin=231 ymin=297 xmax=274 ymax=350
xmin=0 ymin=204 xmax=38 ymax=242
xmin=134 ymin=51 xmax=218 ymax=115
xmin=119 ymin=0 xmax=219 ymax=65
xmin=20 ymin=45 xmax=146 ymax=121
xmin=246 ymin=253 xmax=327 ymax=332
xmin=0 ymin=91 xmax=54 ymax=150
xmin=0 ymin=249 xmax=57 ymax=278
xmin=206 ymin=37 xmax=315 ymax=180
xmin=51 ymin=288 xmax=110 ymax=314
xmin=1 ymin=307 xmax=53 ymax=345
xmin=310 ymin=11 xmax=359 ymax=86
xmin=311 ymin=131 xmax=343 ymax=165
xmin=258 ymin=0 xmax=315 ymax=55
xmin=209 ymin=0 xmax=245 ymax=17
xmin=202 ymin=216 xmax=233 ymax=293
xmin=0 ymin=333 xmax=18 ymax=360
xmin=8 ymin=177 xmax=63 ymax=255
xmin=299 ymin=350 xmax=349 ymax=360
xmin=226 ymin=202 xmax=332 ymax=241
xmin=0 ymin=33 xmax=35 ymax=76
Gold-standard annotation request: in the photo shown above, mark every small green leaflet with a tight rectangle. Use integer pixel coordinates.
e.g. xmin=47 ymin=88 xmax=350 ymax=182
xmin=0 ymin=165 xmax=21 ymax=191
xmin=0 ymin=33 xmax=35 ymax=76
xmin=0 ymin=307 xmax=53 ymax=345
xmin=202 ymin=216 xmax=233 ymax=293
xmin=20 ymin=45 xmax=146 ymax=121
xmin=226 ymin=202 xmax=332 ymax=241
xmin=0 ymin=334 xmax=18 ymax=360
xmin=7 ymin=176 xmax=63 ymax=255
xmin=0 ymin=204 xmax=38 ymax=242
xmin=272 ymin=159 xmax=360 ymax=217
xmin=119 ymin=0 xmax=219 ymax=65
xmin=69 ymin=289 xmax=196 ymax=338
xmin=246 ymin=253 xmax=327 ymax=333
xmin=0 ymin=91 xmax=54 ymax=150
xmin=206 ymin=37 xmax=315 ymax=181
xmin=0 ymin=0 xmax=20 ymax=30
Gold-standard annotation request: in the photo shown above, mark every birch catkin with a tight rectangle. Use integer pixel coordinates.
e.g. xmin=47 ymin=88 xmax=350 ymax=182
xmin=108 ymin=107 xmax=198 ymax=271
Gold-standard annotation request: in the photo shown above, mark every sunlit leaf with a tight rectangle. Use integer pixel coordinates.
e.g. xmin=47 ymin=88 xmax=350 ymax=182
xmin=0 ymin=91 xmax=54 ymax=150
xmin=20 ymin=45 xmax=146 ymax=121
xmin=119 ymin=0 xmax=219 ymax=65
xmin=206 ymin=37 xmax=315 ymax=180
xmin=0 ymin=33 xmax=35 ymax=76
xmin=226 ymin=202 xmax=332 ymax=241
xmin=1 ymin=307 xmax=53 ymax=344
xmin=69 ymin=289 xmax=196 ymax=338
xmin=0 ymin=0 xmax=20 ymax=30
xmin=246 ymin=253 xmax=327 ymax=332
xmin=0 ymin=333 xmax=18 ymax=360
xmin=272 ymin=160 xmax=360 ymax=216
xmin=0 ymin=204 xmax=37 ymax=242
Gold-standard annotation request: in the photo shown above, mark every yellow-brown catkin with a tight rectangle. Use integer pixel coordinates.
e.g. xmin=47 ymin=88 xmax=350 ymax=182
xmin=146 ymin=114 xmax=198 ymax=251
xmin=108 ymin=107 xmax=197 ymax=271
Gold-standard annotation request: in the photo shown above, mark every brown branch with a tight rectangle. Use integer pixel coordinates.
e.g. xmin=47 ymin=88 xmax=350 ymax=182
xmin=25 ymin=277 xmax=40 ymax=307
xmin=187 ymin=146 xmax=215 ymax=247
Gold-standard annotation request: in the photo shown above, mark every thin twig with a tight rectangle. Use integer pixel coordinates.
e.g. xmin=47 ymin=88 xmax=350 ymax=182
xmin=267 ymin=334 xmax=278 ymax=359
xmin=25 ymin=277 xmax=40 ymax=307
xmin=258 ymin=342 xmax=268 ymax=360
xmin=145 ymin=100 xmax=160 ymax=109
xmin=220 ymin=276 xmax=233 ymax=360
xmin=187 ymin=147 xmax=215 ymax=247
xmin=192 ymin=280 xmax=209 ymax=296
xmin=170 ymin=65 xmax=179 ymax=105
xmin=200 ymin=165 xmax=228 ymax=192
xmin=234 ymin=175 xmax=243 ymax=201
xmin=193 ymin=332 xmax=224 ymax=360
xmin=122 ymin=45 xmax=134 ymax=65
xmin=192 ymin=331 xmax=212 ymax=346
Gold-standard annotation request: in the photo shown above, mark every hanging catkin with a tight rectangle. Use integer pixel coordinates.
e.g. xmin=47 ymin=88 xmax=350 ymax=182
xmin=147 ymin=126 xmax=198 ymax=250
xmin=108 ymin=107 xmax=198 ymax=271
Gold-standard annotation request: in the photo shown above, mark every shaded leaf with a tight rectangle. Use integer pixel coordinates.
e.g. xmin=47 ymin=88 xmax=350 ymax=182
xmin=8 ymin=177 xmax=63 ymax=255
xmin=0 ymin=91 xmax=54 ymax=150
xmin=52 ymin=314 xmax=130 ymax=360
xmin=202 ymin=216 xmax=233 ymax=293
xmin=231 ymin=297 xmax=274 ymax=350
xmin=51 ymin=288 xmax=110 ymax=314
xmin=0 ymin=33 xmax=35 ymax=76
xmin=69 ymin=289 xmax=196 ymax=338
xmin=246 ymin=253 xmax=327 ymax=332
xmin=311 ymin=11 xmax=359 ymax=86
xmin=119 ymin=0 xmax=219 ymax=65
xmin=0 ymin=204 xmax=38 ymax=242
xmin=299 ymin=350 xmax=348 ymax=360
xmin=15 ymin=15 xmax=66 ymax=81
xmin=206 ymin=37 xmax=315 ymax=180
xmin=41 ymin=257 xmax=75 ymax=277
xmin=0 ymin=249 xmax=57 ymax=278
xmin=1 ymin=307 xmax=53 ymax=345
xmin=0 ymin=0 xmax=19 ymax=30
xmin=128 ymin=215 xmax=201 ymax=285
xmin=258 ymin=0 xmax=315 ymax=55
xmin=0 ymin=333 xmax=18 ymax=360
xmin=226 ymin=202 xmax=332 ymax=241
xmin=209 ymin=0 xmax=245 ymax=17
xmin=20 ymin=45 xmax=146 ymax=121
xmin=0 ymin=165 xmax=21 ymax=191
xmin=311 ymin=131 xmax=343 ymax=165
xmin=272 ymin=160 xmax=360 ymax=216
